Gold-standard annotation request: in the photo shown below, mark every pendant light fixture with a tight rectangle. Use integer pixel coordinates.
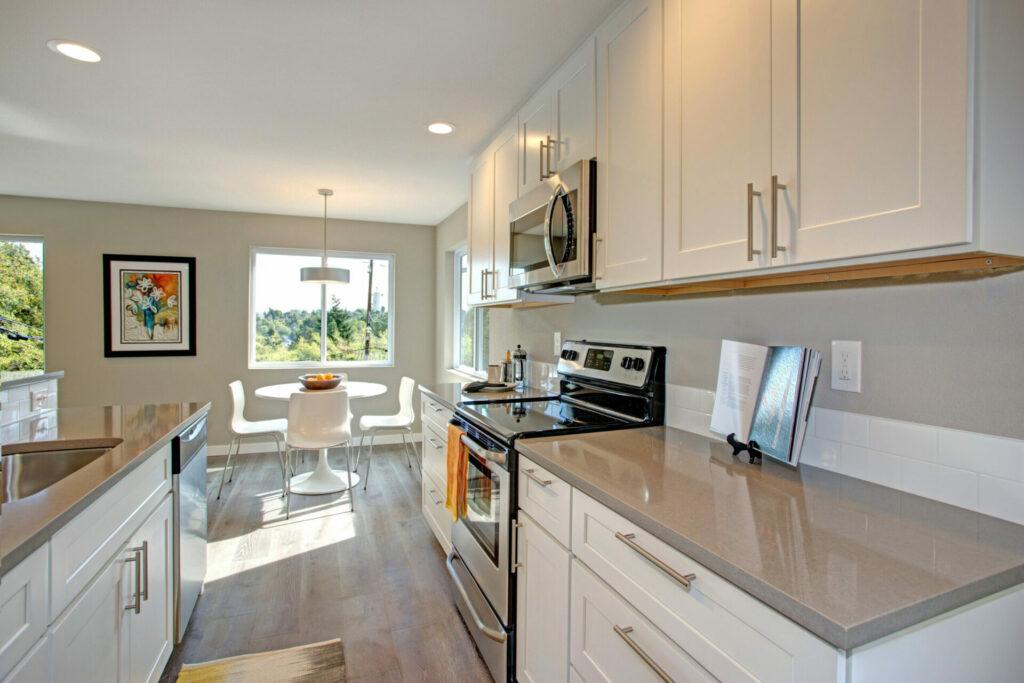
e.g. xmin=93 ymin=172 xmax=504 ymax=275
xmin=301 ymin=188 xmax=350 ymax=284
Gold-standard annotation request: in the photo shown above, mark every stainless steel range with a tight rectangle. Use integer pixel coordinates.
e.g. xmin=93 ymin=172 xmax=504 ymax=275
xmin=446 ymin=340 xmax=666 ymax=682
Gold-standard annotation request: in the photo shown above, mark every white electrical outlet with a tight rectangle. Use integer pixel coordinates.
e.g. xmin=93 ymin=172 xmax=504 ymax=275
xmin=553 ymin=331 xmax=562 ymax=355
xmin=831 ymin=340 xmax=862 ymax=393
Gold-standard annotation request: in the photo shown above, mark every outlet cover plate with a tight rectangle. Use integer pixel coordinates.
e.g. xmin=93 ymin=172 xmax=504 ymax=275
xmin=831 ymin=340 xmax=862 ymax=393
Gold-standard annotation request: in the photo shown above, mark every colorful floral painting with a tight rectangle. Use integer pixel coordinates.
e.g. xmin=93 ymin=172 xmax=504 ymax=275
xmin=104 ymin=255 xmax=196 ymax=357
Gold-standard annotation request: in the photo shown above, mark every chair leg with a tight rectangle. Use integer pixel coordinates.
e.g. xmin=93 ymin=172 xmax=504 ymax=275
xmin=399 ymin=431 xmax=414 ymax=469
xmin=216 ymin=437 xmax=238 ymax=500
xmin=273 ymin=435 xmax=286 ymax=498
xmin=228 ymin=437 xmax=242 ymax=483
xmin=345 ymin=443 xmax=355 ymax=513
xmin=285 ymin=446 xmax=292 ymax=519
xmin=363 ymin=431 xmax=377 ymax=490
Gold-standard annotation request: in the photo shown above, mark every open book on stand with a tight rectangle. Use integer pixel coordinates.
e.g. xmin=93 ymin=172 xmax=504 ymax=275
xmin=709 ymin=340 xmax=821 ymax=466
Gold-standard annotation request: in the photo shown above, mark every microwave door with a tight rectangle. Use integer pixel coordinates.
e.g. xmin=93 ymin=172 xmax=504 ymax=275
xmin=543 ymin=186 xmax=565 ymax=277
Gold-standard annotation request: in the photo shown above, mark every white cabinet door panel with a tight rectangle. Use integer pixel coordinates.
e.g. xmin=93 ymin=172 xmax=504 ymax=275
xmin=773 ymin=0 xmax=972 ymax=264
xmin=554 ymin=37 xmax=597 ymax=172
xmin=468 ymin=152 xmax=495 ymax=304
xmin=2 ymin=634 xmax=49 ymax=683
xmin=491 ymin=122 xmax=519 ymax=298
xmin=519 ymin=85 xmax=555 ymax=196
xmin=0 ymin=544 xmax=48 ymax=680
xmin=516 ymin=512 xmax=571 ymax=683
xmin=128 ymin=496 xmax=174 ymax=683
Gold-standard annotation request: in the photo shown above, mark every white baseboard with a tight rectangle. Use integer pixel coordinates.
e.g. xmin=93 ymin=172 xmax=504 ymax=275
xmin=208 ymin=432 xmax=423 ymax=457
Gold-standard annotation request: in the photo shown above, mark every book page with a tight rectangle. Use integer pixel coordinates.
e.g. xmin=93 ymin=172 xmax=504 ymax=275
xmin=709 ymin=340 xmax=770 ymax=442
xmin=749 ymin=346 xmax=805 ymax=464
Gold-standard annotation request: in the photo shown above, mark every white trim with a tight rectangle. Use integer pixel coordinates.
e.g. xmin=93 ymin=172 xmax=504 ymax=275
xmin=247 ymin=246 xmax=397 ymax=369
xmin=208 ymin=432 xmax=423 ymax=457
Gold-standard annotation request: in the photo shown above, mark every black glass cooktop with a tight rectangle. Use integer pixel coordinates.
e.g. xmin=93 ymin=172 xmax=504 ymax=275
xmin=457 ymin=398 xmax=626 ymax=441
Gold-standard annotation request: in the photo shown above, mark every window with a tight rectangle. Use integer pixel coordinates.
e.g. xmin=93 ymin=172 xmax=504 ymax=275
xmin=0 ymin=236 xmax=44 ymax=373
xmin=453 ymin=248 xmax=489 ymax=375
xmin=250 ymin=247 xmax=394 ymax=367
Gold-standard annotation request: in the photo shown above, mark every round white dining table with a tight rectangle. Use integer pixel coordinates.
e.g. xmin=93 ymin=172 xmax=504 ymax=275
xmin=254 ymin=381 xmax=387 ymax=495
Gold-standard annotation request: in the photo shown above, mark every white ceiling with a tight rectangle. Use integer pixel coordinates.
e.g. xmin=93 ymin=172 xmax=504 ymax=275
xmin=0 ymin=0 xmax=619 ymax=226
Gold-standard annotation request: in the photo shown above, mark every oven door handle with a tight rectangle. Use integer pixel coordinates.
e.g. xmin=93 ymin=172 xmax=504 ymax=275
xmin=460 ymin=434 xmax=507 ymax=466
xmin=543 ymin=184 xmax=567 ymax=277
xmin=446 ymin=551 xmax=508 ymax=643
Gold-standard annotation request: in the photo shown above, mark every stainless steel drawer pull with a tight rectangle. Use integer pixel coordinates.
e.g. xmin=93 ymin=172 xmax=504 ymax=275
xmin=140 ymin=540 xmax=149 ymax=601
xmin=539 ymin=138 xmax=548 ymax=181
xmin=616 ymin=532 xmax=696 ymax=590
xmin=430 ymin=403 xmax=444 ymax=412
xmin=427 ymin=437 xmax=443 ymax=449
xmin=522 ymin=468 xmax=553 ymax=486
xmin=614 ymin=625 xmax=675 ymax=683
xmin=545 ymin=135 xmax=556 ymax=178
xmin=427 ymin=489 xmax=443 ymax=505
xmin=771 ymin=174 xmax=787 ymax=257
xmin=746 ymin=182 xmax=762 ymax=262
xmin=125 ymin=546 xmax=143 ymax=614
xmin=446 ymin=552 xmax=508 ymax=643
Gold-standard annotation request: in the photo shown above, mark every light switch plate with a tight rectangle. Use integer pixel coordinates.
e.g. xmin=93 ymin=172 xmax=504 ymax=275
xmin=30 ymin=389 xmax=49 ymax=411
xmin=553 ymin=331 xmax=562 ymax=356
xmin=831 ymin=340 xmax=862 ymax=393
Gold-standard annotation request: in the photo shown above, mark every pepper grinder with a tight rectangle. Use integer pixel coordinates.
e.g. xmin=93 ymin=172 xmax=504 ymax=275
xmin=512 ymin=344 xmax=528 ymax=391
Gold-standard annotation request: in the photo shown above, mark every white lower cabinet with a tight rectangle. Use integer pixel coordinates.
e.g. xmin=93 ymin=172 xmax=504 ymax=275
xmin=571 ymin=559 xmax=716 ymax=682
xmin=3 ymin=634 xmax=50 ymax=683
xmin=515 ymin=511 xmax=571 ymax=683
xmin=422 ymin=470 xmax=452 ymax=552
xmin=127 ymin=496 xmax=174 ymax=683
xmin=51 ymin=546 xmax=130 ymax=683
xmin=0 ymin=545 xmax=49 ymax=679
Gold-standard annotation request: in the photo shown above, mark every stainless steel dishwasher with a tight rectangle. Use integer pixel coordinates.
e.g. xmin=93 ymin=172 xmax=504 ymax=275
xmin=172 ymin=415 xmax=207 ymax=643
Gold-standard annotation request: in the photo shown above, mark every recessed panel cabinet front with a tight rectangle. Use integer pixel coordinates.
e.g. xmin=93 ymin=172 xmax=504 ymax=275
xmin=515 ymin=512 xmax=571 ymax=683
xmin=128 ymin=497 xmax=174 ymax=683
xmin=491 ymin=122 xmax=519 ymax=299
xmin=663 ymin=0 xmax=772 ymax=279
xmin=468 ymin=151 xmax=495 ymax=305
xmin=595 ymin=0 xmax=665 ymax=289
xmin=773 ymin=0 xmax=972 ymax=265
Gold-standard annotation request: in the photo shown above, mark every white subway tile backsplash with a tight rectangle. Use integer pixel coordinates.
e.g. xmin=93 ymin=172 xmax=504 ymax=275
xmin=938 ymin=428 xmax=1024 ymax=482
xmin=979 ymin=476 xmax=1024 ymax=526
xmin=801 ymin=436 xmax=841 ymax=472
xmin=869 ymin=417 xmax=938 ymax=462
xmin=814 ymin=408 xmax=869 ymax=447
xmin=841 ymin=444 xmax=900 ymax=488
xmin=899 ymin=458 xmax=979 ymax=511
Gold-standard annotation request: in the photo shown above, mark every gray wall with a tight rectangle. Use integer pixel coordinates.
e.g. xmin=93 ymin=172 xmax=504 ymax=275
xmin=0 ymin=194 xmax=435 ymax=445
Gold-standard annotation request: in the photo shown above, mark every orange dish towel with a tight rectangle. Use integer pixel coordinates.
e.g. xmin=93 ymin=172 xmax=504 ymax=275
xmin=445 ymin=424 xmax=469 ymax=522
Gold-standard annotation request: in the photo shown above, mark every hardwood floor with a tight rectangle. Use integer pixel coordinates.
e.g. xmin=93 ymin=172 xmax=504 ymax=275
xmin=160 ymin=446 xmax=492 ymax=682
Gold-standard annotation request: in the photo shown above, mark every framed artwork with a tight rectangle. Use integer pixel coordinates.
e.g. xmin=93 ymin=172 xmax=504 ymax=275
xmin=103 ymin=254 xmax=196 ymax=357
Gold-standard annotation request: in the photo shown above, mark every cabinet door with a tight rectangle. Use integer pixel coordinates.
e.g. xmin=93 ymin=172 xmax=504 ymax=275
xmin=128 ymin=496 xmax=174 ymax=683
xmin=491 ymin=120 xmax=519 ymax=299
xmin=663 ymin=0 xmax=772 ymax=279
xmin=52 ymin=549 xmax=130 ymax=683
xmin=773 ymin=0 xmax=971 ymax=265
xmin=468 ymin=151 xmax=495 ymax=304
xmin=515 ymin=512 xmax=571 ymax=683
xmin=3 ymin=634 xmax=50 ymax=683
xmin=553 ymin=37 xmax=597 ymax=173
xmin=595 ymin=0 xmax=665 ymax=289
xmin=519 ymin=84 xmax=555 ymax=196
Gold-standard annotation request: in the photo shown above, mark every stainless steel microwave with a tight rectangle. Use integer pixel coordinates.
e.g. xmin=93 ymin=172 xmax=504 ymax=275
xmin=507 ymin=158 xmax=596 ymax=293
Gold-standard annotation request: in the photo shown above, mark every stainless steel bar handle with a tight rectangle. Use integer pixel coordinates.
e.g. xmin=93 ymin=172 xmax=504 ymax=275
xmin=429 ymin=402 xmax=444 ymax=412
xmin=771 ymin=174 xmax=787 ymax=258
xmin=460 ymin=434 xmax=507 ymax=465
xmin=747 ymin=182 xmax=762 ymax=262
xmin=593 ymin=234 xmax=604 ymax=281
xmin=446 ymin=551 xmax=508 ymax=643
xmin=427 ymin=488 xmax=443 ymax=505
xmin=614 ymin=625 xmax=675 ymax=683
xmin=479 ymin=269 xmax=486 ymax=298
xmin=539 ymin=139 xmax=548 ymax=181
xmin=545 ymin=135 xmax=555 ymax=178
xmin=615 ymin=532 xmax=696 ymax=590
xmin=522 ymin=468 xmax=553 ymax=487
xmin=511 ymin=520 xmax=523 ymax=573
xmin=140 ymin=540 xmax=149 ymax=602
xmin=426 ymin=437 xmax=443 ymax=449
xmin=125 ymin=546 xmax=143 ymax=614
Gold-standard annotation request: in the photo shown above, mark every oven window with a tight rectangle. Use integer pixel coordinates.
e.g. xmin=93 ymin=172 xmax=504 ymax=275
xmin=463 ymin=453 xmax=502 ymax=564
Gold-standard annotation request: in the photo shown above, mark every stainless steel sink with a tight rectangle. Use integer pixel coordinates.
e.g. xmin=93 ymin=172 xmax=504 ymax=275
xmin=2 ymin=440 xmax=122 ymax=502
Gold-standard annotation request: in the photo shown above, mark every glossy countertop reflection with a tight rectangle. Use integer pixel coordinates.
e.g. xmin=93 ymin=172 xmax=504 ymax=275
xmin=1 ymin=402 xmax=210 ymax=573
xmin=517 ymin=426 xmax=1024 ymax=650
xmin=418 ymin=382 xmax=557 ymax=410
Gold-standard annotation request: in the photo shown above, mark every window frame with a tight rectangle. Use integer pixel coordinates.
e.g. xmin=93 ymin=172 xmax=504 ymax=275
xmin=248 ymin=246 xmax=396 ymax=370
xmin=0 ymin=234 xmax=46 ymax=373
xmin=452 ymin=247 xmax=488 ymax=378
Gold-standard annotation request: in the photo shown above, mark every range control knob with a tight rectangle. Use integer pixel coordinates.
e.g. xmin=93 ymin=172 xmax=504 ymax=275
xmin=569 ymin=350 xmax=579 ymax=361
xmin=620 ymin=356 xmax=634 ymax=370
xmin=632 ymin=357 xmax=646 ymax=372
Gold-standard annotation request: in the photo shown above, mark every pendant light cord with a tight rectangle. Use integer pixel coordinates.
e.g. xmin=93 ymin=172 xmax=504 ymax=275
xmin=323 ymin=192 xmax=328 ymax=263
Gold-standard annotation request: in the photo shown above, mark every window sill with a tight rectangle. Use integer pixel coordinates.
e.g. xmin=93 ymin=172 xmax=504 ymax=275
xmin=448 ymin=367 xmax=486 ymax=381
xmin=250 ymin=360 xmax=395 ymax=370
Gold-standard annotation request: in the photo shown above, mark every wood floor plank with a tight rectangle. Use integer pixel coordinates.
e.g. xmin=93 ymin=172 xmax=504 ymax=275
xmin=160 ymin=447 xmax=492 ymax=682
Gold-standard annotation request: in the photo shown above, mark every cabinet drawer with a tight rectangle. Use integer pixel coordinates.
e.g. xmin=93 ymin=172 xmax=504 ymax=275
xmin=51 ymin=443 xmax=171 ymax=621
xmin=571 ymin=559 xmax=715 ymax=683
xmin=0 ymin=544 xmax=49 ymax=680
xmin=2 ymin=633 xmax=49 ymax=683
xmin=519 ymin=455 xmax=571 ymax=547
xmin=421 ymin=396 xmax=453 ymax=435
xmin=422 ymin=429 xmax=447 ymax=488
xmin=422 ymin=470 xmax=452 ymax=552
xmin=572 ymin=491 xmax=839 ymax=683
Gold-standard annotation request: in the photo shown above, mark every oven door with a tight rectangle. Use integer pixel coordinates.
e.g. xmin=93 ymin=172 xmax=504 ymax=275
xmin=508 ymin=158 xmax=594 ymax=291
xmin=452 ymin=432 xmax=511 ymax=624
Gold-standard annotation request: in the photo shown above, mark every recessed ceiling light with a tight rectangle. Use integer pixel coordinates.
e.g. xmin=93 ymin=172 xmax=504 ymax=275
xmin=427 ymin=122 xmax=455 ymax=135
xmin=46 ymin=40 xmax=101 ymax=63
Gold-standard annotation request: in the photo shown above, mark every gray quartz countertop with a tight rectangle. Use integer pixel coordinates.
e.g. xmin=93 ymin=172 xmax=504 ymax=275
xmin=418 ymin=382 xmax=557 ymax=410
xmin=517 ymin=426 xmax=1024 ymax=651
xmin=0 ymin=370 xmax=64 ymax=390
xmin=0 ymin=402 xmax=210 ymax=573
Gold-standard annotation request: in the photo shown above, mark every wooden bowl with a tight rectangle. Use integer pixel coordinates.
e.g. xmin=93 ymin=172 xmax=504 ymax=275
xmin=298 ymin=374 xmax=343 ymax=391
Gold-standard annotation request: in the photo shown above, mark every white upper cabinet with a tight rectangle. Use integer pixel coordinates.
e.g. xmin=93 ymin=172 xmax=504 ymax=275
xmin=518 ymin=85 xmax=555 ymax=197
xmin=595 ymin=0 xmax=665 ymax=289
xmin=663 ymin=0 xmax=772 ymax=279
xmin=773 ymin=0 xmax=972 ymax=265
xmin=491 ymin=121 xmax=519 ymax=298
xmin=468 ymin=148 xmax=495 ymax=305
xmin=552 ymin=37 xmax=597 ymax=173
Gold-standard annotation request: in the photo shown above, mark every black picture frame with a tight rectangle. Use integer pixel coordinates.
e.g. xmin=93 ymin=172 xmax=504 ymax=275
xmin=103 ymin=254 xmax=197 ymax=357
